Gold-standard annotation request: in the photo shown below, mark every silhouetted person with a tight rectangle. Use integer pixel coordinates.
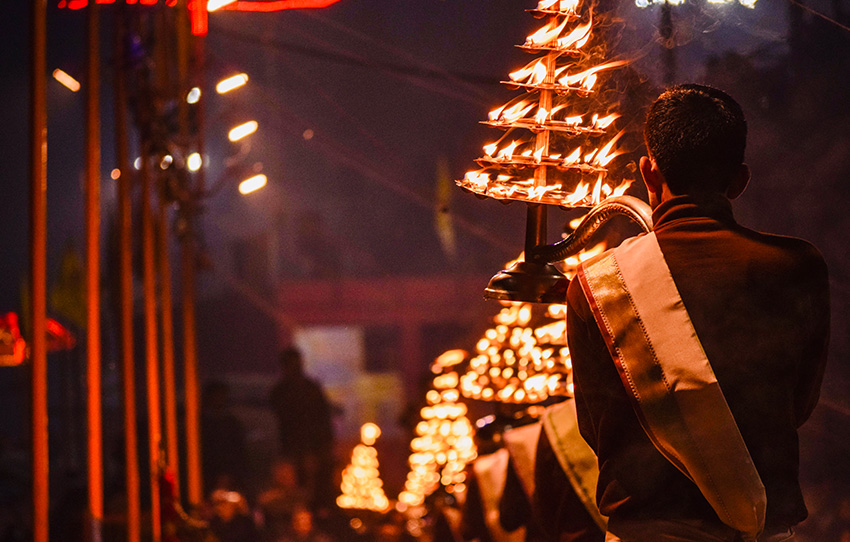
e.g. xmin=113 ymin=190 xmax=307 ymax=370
xmin=568 ymin=85 xmax=829 ymax=541
xmin=277 ymin=506 xmax=334 ymax=542
xmin=201 ymin=380 xmax=248 ymax=493
xmin=257 ymin=458 xmax=310 ymax=540
xmin=269 ymin=348 xmax=335 ymax=510
xmin=208 ymin=489 xmax=258 ymax=542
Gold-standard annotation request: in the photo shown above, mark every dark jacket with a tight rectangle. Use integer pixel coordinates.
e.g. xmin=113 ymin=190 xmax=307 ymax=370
xmin=567 ymin=194 xmax=830 ymax=533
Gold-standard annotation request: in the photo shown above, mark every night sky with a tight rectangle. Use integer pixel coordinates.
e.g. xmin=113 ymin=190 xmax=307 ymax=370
xmin=1 ymin=0 xmax=849 ymax=500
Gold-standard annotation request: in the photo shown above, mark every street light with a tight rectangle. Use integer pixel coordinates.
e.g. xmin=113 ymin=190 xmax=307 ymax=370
xmin=186 ymin=87 xmax=201 ymax=104
xmin=187 ymin=152 xmax=203 ymax=172
xmin=227 ymin=120 xmax=258 ymax=142
xmin=238 ymin=173 xmax=267 ymax=195
xmin=215 ymin=73 xmax=249 ymax=94
xmin=52 ymin=69 xmax=80 ymax=92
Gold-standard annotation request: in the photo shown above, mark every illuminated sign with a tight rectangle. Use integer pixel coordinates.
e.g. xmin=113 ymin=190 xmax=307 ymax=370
xmin=57 ymin=0 xmax=343 ymax=36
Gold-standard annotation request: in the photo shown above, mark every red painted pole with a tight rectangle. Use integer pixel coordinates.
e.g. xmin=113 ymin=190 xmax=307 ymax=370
xmin=30 ymin=0 xmax=49 ymax=540
xmin=85 ymin=4 xmax=104 ymax=540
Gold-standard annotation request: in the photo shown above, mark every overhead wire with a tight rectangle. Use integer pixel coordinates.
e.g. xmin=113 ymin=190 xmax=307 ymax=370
xmin=787 ymin=0 xmax=850 ymax=34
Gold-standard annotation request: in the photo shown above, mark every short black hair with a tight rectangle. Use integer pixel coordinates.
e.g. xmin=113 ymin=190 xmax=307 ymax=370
xmin=644 ymin=84 xmax=747 ymax=195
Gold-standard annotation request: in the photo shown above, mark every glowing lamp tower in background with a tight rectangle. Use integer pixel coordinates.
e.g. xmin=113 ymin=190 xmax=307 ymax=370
xmin=457 ymin=0 xmax=652 ymax=302
xmin=398 ymin=350 xmax=478 ymax=510
xmin=337 ymin=423 xmax=391 ymax=513
xmin=458 ymin=244 xmax=603 ymax=404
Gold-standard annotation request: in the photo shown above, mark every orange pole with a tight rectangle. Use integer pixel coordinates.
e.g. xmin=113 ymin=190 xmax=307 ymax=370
xmin=142 ymin=152 xmax=162 ymax=542
xmin=158 ymin=199 xmax=180 ymax=497
xmin=114 ymin=10 xmax=141 ymax=541
xmin=182 ymin=228 xmax=201 ymax=506
xmin=183 ymin=34 xmax=205 ymax=508
xmin=85 ymin=4 xmax=104 ymax=540
xmin=30 ymin=0 xmax=49 ymax=540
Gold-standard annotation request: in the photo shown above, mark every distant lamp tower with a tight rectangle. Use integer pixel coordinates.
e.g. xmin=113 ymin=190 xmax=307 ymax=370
xmin=337 ymin=423 xmax=391 ymax=513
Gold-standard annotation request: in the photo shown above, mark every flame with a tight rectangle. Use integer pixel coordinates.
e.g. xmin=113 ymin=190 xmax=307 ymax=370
xmin=556 ymin=17 xmax=592 ymax=50
xmin=592 ymin=113 xmax=619 ymax=129
xmin=483 ymin=142 xmax=498 ymax=156
xmin=592 ymin=175 xmax=603 ymax=203
xmin=535 ymin=107 xmax=549 ymax=125
xmin=538 ymin=0 xmax=580 ymax=14
xmin=497 ymin=140 xmax=520 ymax=160
xmin=563 ymin=147 xmax=582 ymax=165
xmin=528 ymin=184 xmax=561 ymax=201
xmin=526 ymin=17 xmax=570 ymax=47
xmin=558 ymin=60 xmax=628 ymax=90
xmin=565 ymin=182 xmax=590 ymax=205
xmin=510 ymin=58 xmax=548 ymax=85
xmin=591 ymin=130 xmax=625 ymax=167
xmin=463 ymin=171 xmax=489 ymax=190
xmin=533 ymin=147 xmax=544 ymax=163
xmin=497 ymin=102 xmax=535 ymax=123
xmin=611 ymin=178 xmax=633 ymax=197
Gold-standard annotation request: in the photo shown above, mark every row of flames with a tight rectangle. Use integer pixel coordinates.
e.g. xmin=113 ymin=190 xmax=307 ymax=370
xmin=337 ymin=351 xmax=478 ymax=514
xmin=457 ymin=0 xmax=633 ymax=209
xmin=338 ymin=244 xmax=606 ymax=515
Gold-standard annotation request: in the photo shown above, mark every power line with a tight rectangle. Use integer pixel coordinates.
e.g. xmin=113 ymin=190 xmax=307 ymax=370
xmin=213 ymin=27 xmax=503 ymax=87
xmin=787 ymin=0 xmax=850 ymax=34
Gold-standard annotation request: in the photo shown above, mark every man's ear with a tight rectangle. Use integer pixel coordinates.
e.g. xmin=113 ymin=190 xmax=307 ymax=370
xmin=726 ymin=164 xmax=750 ymax=200
xmin=640 ymin=156 xmax=664 ymax=198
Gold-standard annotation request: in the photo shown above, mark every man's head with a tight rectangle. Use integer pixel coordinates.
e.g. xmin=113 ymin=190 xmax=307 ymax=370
xmin=641 ymin=84 xmax=749 ymax=205
xmin=279 ymin=346 xmax=304 ymax=379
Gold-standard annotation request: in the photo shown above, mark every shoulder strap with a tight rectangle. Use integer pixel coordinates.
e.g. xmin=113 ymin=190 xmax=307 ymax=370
xmin=502 ymin=422 xmax=542 ymax=499
xmin=472 ymin=449 xmax=526 ymax=542
xmin=576 ymin=232 xmax=766 ymax=540
xmin=541 ymin=399 xmax=607 ymax=532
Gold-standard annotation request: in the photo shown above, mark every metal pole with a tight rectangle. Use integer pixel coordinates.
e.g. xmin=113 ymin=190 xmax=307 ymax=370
xmin=141 ymin=150 xmax=162 ymax=542
xmin=114 ymin=9 xmax=141 ymax=541
xmin=30 ymin=0 xmax=49 ymax=540
xmin=525 ymin=50 xmax=556 ymax=256
xmin=85 ymin=4 xmax=104 ymax=540
xmin=158 ymin=198 xmax=179 ymax=498
xmin=183 ymin=34 xmax=205 ymax=508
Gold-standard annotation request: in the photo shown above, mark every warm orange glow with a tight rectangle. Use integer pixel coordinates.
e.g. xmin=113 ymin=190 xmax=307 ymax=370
xmin=186 ymin=87 xmax=201 ymax=104
xmin=338 ymin=437 xmax=390 ymax=512
xmin=557 ymin=18 xmax=592 ymax=50
xmin=238 ymin=174 xmax=267 ymax=194
xmin=457 ymin=1 xmax=632 ymax=209
xmin=592 ymin=130 xmax=625 ymax=167
xmin=399 ymin=353 xmax=477 ymax=505
xmin=558 ymin=60 xmax=628 ymax=90
xmin=435 ymin=349 xmax=467 ymax=368
xmin=215 ymin=73 xmax=248 ymax=94
xmin=227 ymin=120 xmax=258 ymax=141
xmin=361 ymin=423 xmax=381 ymax=445
xmin=537 ymin=0 xmax=580 ymax=13
xmin=525 ymin=17 xmax=570 ymax=47
xmin=52 ymin=69 xmax=80 ymax=92
xmin=207 ymin=0 xmax=236 ymax=11
xmin=187 ymin=152 xmax=203 ymax=172
xmin=509 ymin=58 xmax=550 ymax=85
